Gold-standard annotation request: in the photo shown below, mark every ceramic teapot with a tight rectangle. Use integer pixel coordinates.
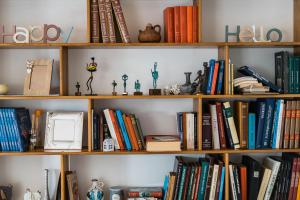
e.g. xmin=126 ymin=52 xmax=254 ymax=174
xmin=138 ymin=23 xmax=161 ymax=43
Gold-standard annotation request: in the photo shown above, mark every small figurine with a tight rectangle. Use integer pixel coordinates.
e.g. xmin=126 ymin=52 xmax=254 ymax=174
xmin=85 ymin=57 xmax=98 ymax=96
xmin=149 ymin=62 xmax=162 ymax=95
xmin=86 ymin=179 xmax=104 ymax=200
xmin=134 ymin=80 xmax=143 ymax=95
xmin=193 ymin=62 xmax=209 ymax=94
xmin=75 ymin=82 xmax=81 ymax=96
xmin=122 ymin=74 xmax=128 ymax=96
xmin=112 ymin=80 xmax=117 ymax=96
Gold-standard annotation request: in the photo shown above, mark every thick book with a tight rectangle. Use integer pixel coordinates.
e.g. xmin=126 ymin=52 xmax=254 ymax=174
xmin=294 ymin=56 xmax=300 ymax=93
xmin=242 ymin=156 xmax=263 ymax=200
xmin=215 ymin=162 xmax=223 ymax=200
xmin=209 ymin=104 xmax=220 ymax=150
xmin=186 ymin=113 xmax=195 ymax=150
xmin=103 ymin=109 xmax=123 ymax=150
xmin=115 ymin=110 xmax=132 ymax=150
xmin=262 ymin=99 xmax=275 ymax=148
xmin=235 ymin=101 xmax=248 ymax=149
xmin=206 ymin=59 xmax=215 ymax=94
xmin=186 ymin=164 xmax=195 ymax=200
xmin=173 ymin=156 xmax=184 ymax=200
xmin=204 ymin=161 xmax=214 ymax=200
xmin=210 ymin=61 xmax=220 ymax=95
xmin=130 ymin=115 xmax=143 ymax=150
xmin=289 ymin=100 xmax=297 ymax=148
xmin=239 ymin=165 xmax=247 ymax=200
xmin=98 ymin=0 xmax=110 ymax=43
xmin=295 ymin=101 xmax=300 ymax=149
xmin=198 ymin=159 xmax=209 ymax=200
xmin=208 ymin=164 xmax=219 ymax=200
xmin=257 ymin=167 xmax=272 ymax=200
xmin=135 ymin=118 xmax=145 ymax=149
xmin=238 ymin=66 xmax=283 ymax=93
xmin=275 ymin=51 xmax=289 ymax=93
xmin=164 ymin=7 xmax=175 ymax=43
xmin=248 ymin=113 xmax=256 ymax=149
xmin=284 ymin=101 xmax=292 ymax=148
xmin=145 ymin=135 xmax=181 ymax=152
xmin=179 ymin=6 xmax=187 ymax=43
xmin=233 ymin=165 xmax=241 ymax=200
xmin=111 ymin=0 xmax=131 ymax=43
xmin=271 ymin=99 xmax=284 ymax=149
xmin=202 ymin=113 xmax=212 ymax=150
xmin=125 ymin=115 xmax=139 ymax=150
xmin=216 ymin=60 xmax=225 ymax=94
xmin=192 ymin=5 xmax=198 ymax=43
xmin=187 ymin=6 xmax=193 ymax=43
xmin=167 ymin=172 xmax=176 ymax=200
xmin=174 ymin=6 xmax=181 ymax=43
xmin=182 ymin=163 xmax=191 ymax=200
xmin=105 ymin=0 xmax=116 ymax=42
xmin=192 ymin=162 xmax=201 ymax=200
xmin=289 ymin=56 xmax=295 ymax=93
xmin=93 ymin=112 xmax=99 ymax=150
xmin=178 ymin=162 xmax=187 ymax=199
xmin=216 ymin=102 xmax=227 ymax=149
xmin=223 ymin=102 xmax=240 ymax=149
xmin=256 ymin=101 xmax=266 ymax=149
xmin=90 ymin=0 xmax=100 ymax=43
xmin=279 ymin=102 xmax=286 ymax=149
xmin=222 ymin=108 xmax=234 ymax=149
xmin=229 ymin=164 xmax=238 ymax=200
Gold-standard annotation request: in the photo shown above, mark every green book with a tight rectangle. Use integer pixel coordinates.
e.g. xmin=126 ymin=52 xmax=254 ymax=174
xmin=187 ymin=164 xmax=196 ymax=200
xmin=178 ymin=164 xmax=187 ymax=200
xmin=198 ymin=161 xmax=209 ymax=200
xmin=288 ymin=56 xmax=294 ymax=93
xmin=294 ymin=56 xmax=300 ymax=94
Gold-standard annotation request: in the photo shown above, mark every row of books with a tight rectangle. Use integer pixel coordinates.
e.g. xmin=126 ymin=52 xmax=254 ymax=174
xmin=177 ymin=112 xmax=198 ymax=150
xmin=0 ymin=108 xmax=31 ymax=152
xmin=204 ymin=59 xmax=225 ymax=95
xmin=90 ymin=0 xmax=130 ymax=43
xmin=275 ymin=51 xmax=300 ymax=94
xmin=92 ymin=109 xmax=145 ymax=151
xmin=230 ymin=154 xmax=300 ymax=200
xmin=127 ymin=187 xmax=163 ymax=200
xmin=163 ymin=156 xmax=225 ymax=200
xmin=163 ymin=5 xmax=199 ymax=43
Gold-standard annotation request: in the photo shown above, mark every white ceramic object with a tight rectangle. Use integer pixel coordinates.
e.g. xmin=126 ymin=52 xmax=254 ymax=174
xmin=0 ymin=84 xmax=8 ymax=95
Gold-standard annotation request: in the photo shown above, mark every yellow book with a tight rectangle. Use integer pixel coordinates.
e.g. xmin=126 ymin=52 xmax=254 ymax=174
xmin=297 ymin=177 xmax=300 ymax=200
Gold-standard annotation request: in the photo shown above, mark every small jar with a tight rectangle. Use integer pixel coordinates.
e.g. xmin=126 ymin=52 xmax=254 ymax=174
xmin=109 ymin=186 xmax=123 ymax=200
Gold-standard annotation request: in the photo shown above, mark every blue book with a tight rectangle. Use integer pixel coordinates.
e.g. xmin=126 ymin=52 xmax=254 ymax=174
xmin=206 ymin=59 xmax=215 ymax=94
xmin=262 ymin=99 xmax=275 ymax=148
xmin=198 ymin=160 xmax=209 ymax=200
xmin=248 ymin=113 xmax=256 ymax=150
xmin=163 ymin=175 xmax=169 ymax=200
xmin=0 ymin=109 xmax=7 ymax=151
xmin=115 ymin=110 xmax=132 ymax=151
xmin=218 ymin=166 xmax=225 ymax=200
xmin=177 ymin=113 xmax=183 ymax=148
xmin=7 ymin=108 xmax=18 ymax=151
xmin=271 ymin=99 xmax=282 ymax=148
xmin=3 ymin=108 xmax=13 ymax=151
xmin=216 ymin=60 xmax=225 ymax=94
xmin=256 ymin=101 xmax=266 ymax=149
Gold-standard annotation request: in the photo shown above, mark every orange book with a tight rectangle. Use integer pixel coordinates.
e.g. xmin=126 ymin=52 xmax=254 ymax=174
xmin=125 ymin=115 xmax=139 ymax=150
xmin=187 ymin=6 xmax=193 ymax=43
xmin=239 ymin=165 xmax=247 ymax=200
xmin=180 ymin=6 xmax=187 ymax=43
xmin=182 ymin=113 xmax=187 ymax=149
xmin=109 ymin=110 xmax=125 ymax=150
xmin=210 ymin=61 xmax=220 ymax=94
xmin=192 ymin=5 xmax=199 ymax=43
xmin=163 ymin=7 xmax=174 ymax=43
xmin=174 ymin=6 xmax=181 ymax=43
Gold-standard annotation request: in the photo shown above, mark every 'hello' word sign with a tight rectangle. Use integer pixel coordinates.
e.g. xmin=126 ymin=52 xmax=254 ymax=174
xmin=0 ymin=24 xmax=74 ymax=43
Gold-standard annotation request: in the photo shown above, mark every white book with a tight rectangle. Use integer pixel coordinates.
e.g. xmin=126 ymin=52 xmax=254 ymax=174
xmin=275 ymin=100 xmax=284 ymax=148
xmin=229 ymin=165 xmax=238 ymax=200
xmin=103 ymin=109 xmax=120 ymax=150
xmin=223 ymin=102 xmax=240 ymax=149
xmin=186 ymin=113 xmax=195 ymax=150
xmin=209 ymin=164 xmax=219 ymax=200
xmin=257 ymin=167 xmax=272 ymax=200
xmin=210 ymin=104 xmax=220 ymax=149
xmin=263 ymin=157 xmax=281 ymax=200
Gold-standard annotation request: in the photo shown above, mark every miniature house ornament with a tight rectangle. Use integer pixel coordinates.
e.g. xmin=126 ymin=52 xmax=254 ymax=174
xmin=149 ymin=62 xmax=162 ymax=95
xmin=85 ymin=57 xmax=98 ymax=96
xmin=103 ymin=124 xmax=114 ymax=152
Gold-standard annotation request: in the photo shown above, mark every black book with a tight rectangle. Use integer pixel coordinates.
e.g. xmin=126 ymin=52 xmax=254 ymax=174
xmin=222 ymin=107 xmax=234 ymax=149
xmin=275 ymin=51 xmax=289 ymax=93
xmin=233 ymin=165 xmax=241 ymax=200
xmin=281 ymin=153 xmax=298 ymax=199
xmin=270 ymin=156 xmax=284 ymax=200
xmin=194 ymin=113 xmax=198 ymax=149
xmin=202 ymin=113 xmax=212 ymax=149
xmin=173 ymin=156 xmax=184 ymax=200
xmin=242 ymin=156 xmax=263 ymax=200
xmin=93 ymin=112 xmax=99 ymax=150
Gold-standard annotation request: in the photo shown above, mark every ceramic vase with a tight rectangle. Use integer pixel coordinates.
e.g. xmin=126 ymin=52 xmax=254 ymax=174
xmin=86 ymin=179 xmax=104 ymax=200
xmin=180 ymin=72 xmax=193 ymax=94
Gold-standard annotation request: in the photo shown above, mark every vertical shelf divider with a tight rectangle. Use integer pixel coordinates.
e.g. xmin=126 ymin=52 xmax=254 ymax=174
xmin=218 ymin=45 xmax=230 ymax=94
xmin=59 ymin=46 xmax=68 ymax=96
xmin=60 ymin=155 xmax=70 ymax=200
xmin=223 ymin=153 xmax=230 ymax=200
xmin=88 ymin=98 xmax=94 ymax=152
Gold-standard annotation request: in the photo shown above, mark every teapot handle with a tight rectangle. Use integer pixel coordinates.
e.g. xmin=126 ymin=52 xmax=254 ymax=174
xmin=154 ymin=25 xmax=161 ymax=33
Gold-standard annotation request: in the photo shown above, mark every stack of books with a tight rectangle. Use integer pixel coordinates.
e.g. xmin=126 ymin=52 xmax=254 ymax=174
xmin=177 ymin=112 xmax=198 ymax=150
xmin=92 ymin=109 xmax=145 ymax=151
xmin=234 ymin=76 xmax=269 ymax=94
xmin=230 ymin=154 xmax=300 ymax=200
xmin=127 ymin=187 xmax=162 ymax=200
xmin=205 ymin=59 xmax=226 ymax=95
xmin=163 ymin=4 xmax=199 ymax=43
xmin=163 ymin=156 xmax=225 ymax=200
xmin=90 ymin=0 xmax=130 ymax=43
xmin=275 ymin=51 xmax=300 ymax=94
xmin=0 ymin=108 xmax=31 ymax=152
xmin=145 ymin=135 xmax=181 ymax=152
xmin=203 ymin=99 xmax=300 ymax=150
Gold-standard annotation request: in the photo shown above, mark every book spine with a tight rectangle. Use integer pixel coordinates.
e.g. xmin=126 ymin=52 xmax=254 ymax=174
xmin=164 ymin=7 xmax=175 ymax=43
xmin=288 ymin=158 xmax=298 ymax=200
xmin=289 ymin=56 xmax=294 ymax=93
xmin=264 ymin=162 xmax=281 ymax=200
xmin=216 ymin=60 xmax=225 ymax=94
xmin=163 ymin=175 xmax=169 ymax=200
xmin=283 ymin=52 xmax=289 ymax=93
xmin=192 ymin=5 xmax=198 ymax=43
xmin=294 ymin=57 xmax=300 ymax=93
xmin=103 ymin=109 xmax=121 ymax=150
xmin=115 ymin=110 xmax=132 ymax=150
xmin=179 ymin=6 xmax=187 ymax=43
xmin=4 ymin=109 xmax=13 ymax=151
xmin=256 ymin=101 xmax=266 ymax=149
xmin=210 ymin=61 xmax=220 ymax=95
xmin=279 ymin=102 xmax=286 ymax=149
xmin=174 ymin=6 xmax=181 ymax=43
xmin=229 ymin=165 xmax=238 ymax=200
xmin=284 ymin=101 xmax=292 ymax=148
xmin=10 ymin=109 xmax=20 ymax=151
xmin=295 ymin=101 xmax=300 ymax=148
xmin=210 ymin=105 xmax=220 ymax=150
xmin=198 ymin=162 xmax=209 ymax=200
xmin=187 ymin=113 xmax=195 ymax=150
xmin=206 ymin=59 xmax=215 ymax=94
xmin=274 ymin=100 xmax=284 ymax=148
xmin=187 ymin=6 xmax=193 ymax=43
xmin=187 ymin=165 xmax=195 ymax=200
xmin=223 ymin=102 xmax=240 ymax=149
xmin=289 ymin=101 xmax=297 ymax=149
xmin=194 ymin=113 xmax=198 ymax=149
xmin=193 ymin=164 xmax=201 ymax=200
xmin=130 ymin=116 xmax=143 ymax=150
xmin=125 ymin=116 xmax=139 ymax=150
xmin=216 ymin=103 xmax=227 ymax=149
xmin=178 ymin=164 xmax=187 ymax=200
xmin=248 ymin=113 xmax=256 ymax=149
xmin=111 ymin=0 xmax=131 ymax=43
xmin=222 ymin=108 xmax=234 ymax=149
xmin=173 ymin=159 xmax=183 ymax=200
xmin=208 ymin=164 xmax=219 ymax=200
xmin=93 ymin=112 xmax=99 ymax=150
xmin=204 ymin=165 xmax=213 ymax=200
xmin=233 ymin=165 xmax=241 ymax=200
xmin=1 ymin=109 xmax=10 ymax=151
xmin=90 ymin=0 xmax=100 ymax=43
xmin=182 ymin=165 xmax=191 ymax=200
xmin=202 ymin=113 xmax=212 ymax=149
xmin=98 ymin=0 xmax=110 ymax=43
xmin=293 ymin=158 xmax=300 ymax=200
xmin=262 ymin=99 xmax=275 ymax=148
xmin=218 ymin=166 xmax=225 ymax=200
xmin=0 ymin=109 xmax=4 ymax=151
xmin=105 ymin=0 xmax=116 ymax=42
xmin=136 ymin=118 xmax=145 ymax=148
xmin=275 ymin=52 xmax=283 ymax=89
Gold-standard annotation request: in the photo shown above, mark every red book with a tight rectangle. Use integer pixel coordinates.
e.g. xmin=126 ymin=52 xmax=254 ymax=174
xmin=210 ymin=61 xmax=220 ymax=94
xmin=187 ymin=6 xmax=193 ymax=43
xmin=174 ymin=6 xmax=181 ymax=43
xmin=109 ymin=110 xmax=125 ymax=150
xmin=239 ymin=165 xmax=247 ymax=200
xmin=98 ymin=0 xmax=110 ymax=43
xmin=163 ymin=7 xmax=174 ymax=43
xmin=216 ymin=102 xmax=227 ymax=149
xmin=193 ymin=164 xmax=201 ymax=199
xmin=192 ymin=6 xmax=199 ymax=43
xmin=288 ymin=157 xmax=298 ymax=200
xmin=180 ymin=6 xmax=187 ymax=43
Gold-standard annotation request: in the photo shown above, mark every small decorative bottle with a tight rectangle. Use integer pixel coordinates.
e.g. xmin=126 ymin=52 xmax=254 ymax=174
xmin=86 ymin=179 xmax=104 ymax=200
xmin=103 ymin=124 xmax=114 ymax=152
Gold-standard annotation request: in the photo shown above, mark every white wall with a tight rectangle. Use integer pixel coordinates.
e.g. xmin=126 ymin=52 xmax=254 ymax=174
xmin=0 ymin=0 xmax=295 ymax=199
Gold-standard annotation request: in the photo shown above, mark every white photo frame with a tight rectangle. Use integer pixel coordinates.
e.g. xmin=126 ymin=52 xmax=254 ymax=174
xmin=44 ymin=112 xmax=84 ymax=150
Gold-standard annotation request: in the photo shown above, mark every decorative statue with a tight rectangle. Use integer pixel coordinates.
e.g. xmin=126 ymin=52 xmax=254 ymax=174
xmin=134 ymin=80 xmax=143 ymax=95
xmin=75 ymin=82 xmax=81 ymax=96
xmin=112 ymin=80 xmax=117 ymax=96
xmin=149 ymin=62 xmax=161 ymax=95
xmin=86 ymin=179 xmax=104 ymax=200
xmin=122 ymin=74 xmax=128 ymax=95
xmin=180 ymin=72 xmax=193 ymax=94
xmin=86 ymin=57 xmax=98 ymax=96
xmin=193 ymin=62 xmax=209 ymax=94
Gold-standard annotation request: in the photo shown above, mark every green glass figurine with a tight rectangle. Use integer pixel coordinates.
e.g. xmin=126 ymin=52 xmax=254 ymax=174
xmin=149 ymin=62 xmax=161 ymax=95
xmin=85 ymin=57 xmax=98 ymax=96
xmin=122 ymin=74 xmax=128 ymax=95
xmin=112 ymin=80 xmax=117 ymax=96
xmin=134 ymin=80 xmax=143 ymax=96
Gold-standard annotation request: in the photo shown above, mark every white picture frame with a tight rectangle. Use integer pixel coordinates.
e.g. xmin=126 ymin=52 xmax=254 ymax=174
xmin=44 ymin=112 xmax=84 ymax=150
